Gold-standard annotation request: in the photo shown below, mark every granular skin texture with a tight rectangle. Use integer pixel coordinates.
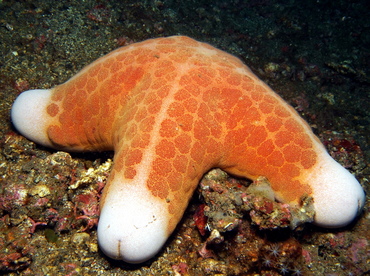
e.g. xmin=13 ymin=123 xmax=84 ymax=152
xmin=41 ymin=36 xmax=322 ymax=234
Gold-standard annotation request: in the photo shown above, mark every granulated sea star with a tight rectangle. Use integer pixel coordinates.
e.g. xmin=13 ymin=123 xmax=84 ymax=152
xmin=11 ymin=36 xmax=365 ymax=263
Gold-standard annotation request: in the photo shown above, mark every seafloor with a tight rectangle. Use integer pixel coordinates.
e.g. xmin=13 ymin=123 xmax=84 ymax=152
xmin=0 ymin=0 xmax=369 ymax=275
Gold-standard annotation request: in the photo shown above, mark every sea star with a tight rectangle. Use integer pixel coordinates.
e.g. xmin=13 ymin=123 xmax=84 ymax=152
xmin=11 ymin=36 xmax=365 ymax=263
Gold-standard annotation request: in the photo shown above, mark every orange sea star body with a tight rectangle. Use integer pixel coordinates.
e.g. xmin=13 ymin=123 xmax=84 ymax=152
xmin=11 ymin=36 xmax=365 ymax=263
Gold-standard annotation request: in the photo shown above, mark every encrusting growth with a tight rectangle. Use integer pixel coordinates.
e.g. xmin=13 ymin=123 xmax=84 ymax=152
xmin=11 ymin=36 xmax=365 ymax=263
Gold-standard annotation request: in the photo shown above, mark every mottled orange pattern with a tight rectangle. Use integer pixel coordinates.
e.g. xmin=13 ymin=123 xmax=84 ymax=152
xmin=43 ymin=36 xmax=323 ymax=232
